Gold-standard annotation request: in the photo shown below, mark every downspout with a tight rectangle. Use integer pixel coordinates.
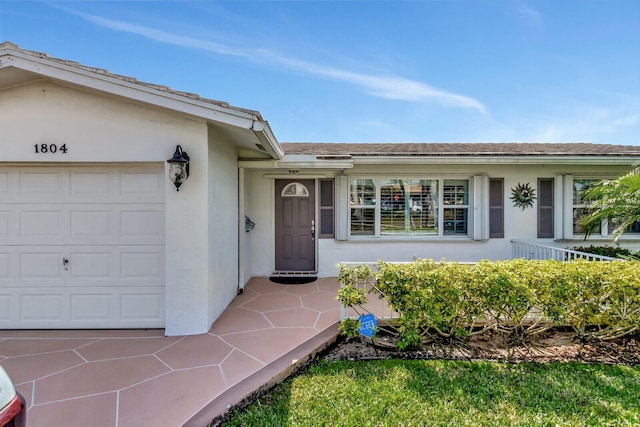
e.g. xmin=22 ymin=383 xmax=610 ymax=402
xmin=237 ymin=167 xmax=246 ymax=294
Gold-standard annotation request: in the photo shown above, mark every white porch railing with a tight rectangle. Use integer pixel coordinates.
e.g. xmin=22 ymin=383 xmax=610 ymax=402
xmin=511 ymin=239 xmax=623 ymax=262
xmin=338 ymin=261 xmax=400 ymax=321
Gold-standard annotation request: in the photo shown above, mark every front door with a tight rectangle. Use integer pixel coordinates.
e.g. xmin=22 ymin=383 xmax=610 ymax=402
xmin=275 ymin=179 xmax=315 ymax=271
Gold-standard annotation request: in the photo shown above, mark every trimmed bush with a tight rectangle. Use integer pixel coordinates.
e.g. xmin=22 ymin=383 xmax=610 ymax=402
xmin=337 ymin=258 xmax=640 ymax=349
xmin=572 ymin=245 xmax=637 ymax=259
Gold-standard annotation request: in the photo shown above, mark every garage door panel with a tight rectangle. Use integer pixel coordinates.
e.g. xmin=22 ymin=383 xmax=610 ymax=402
xmin=21 ymin=293 xmax=66 ymax=320
xmin=71 ymin=294 xmax=112 ymax=321
xmin=120 ymin=210 xmax=163 ymax=239
xmin=0 ymin=253 xmax=9 ymax=277
xmin=0 ymin=250 xmax=149 ymax=286
xmin=0 ymin=211 xmax=8 ymax=235
xmin=0 ymin=295 xmax=10 ymax=319
xmin=121 ymin=293 xmax=163 ymax=320
xmin=69 ymin=252 xmax=113 ymax=279
xmin=120 ymin=252 xmax=163 ymax=279
xmin=71 ymin=210 xmax=112 ymax=237
xmin=4 ymin=246 xmax=165 ymax=286
xmin=121 ymin=171 xmax=163 ymax=196
xmin=0 ymin=171 xmax=8 ymax=193
xmin=1 ymin=166 xmax=164 ymax=204
xmin=70 ymin=171 xmax=112 ymax=196
xmin=0 ymin=164 xmax=165 ymax=329
xmin=21 ymin=210 xmax=66 ymax=237
xmin=21 ymin=252 xmax=65 ymax=280
xmin=0 ymin=288 xmax=164 ymax=327
xmin=20 ymin=170 xmax=66 ymax=195
xmin=2 ymin=281 xmax=164 ymax=327
xmin=1 ymin=204 xmax=164 ymax=245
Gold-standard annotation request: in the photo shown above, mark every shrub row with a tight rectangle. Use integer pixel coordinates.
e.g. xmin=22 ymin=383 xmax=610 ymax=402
xmin=571 ymin=245 xmax=638 ymax=259
xmin=337 ymin=259 xmax=640 ymax=350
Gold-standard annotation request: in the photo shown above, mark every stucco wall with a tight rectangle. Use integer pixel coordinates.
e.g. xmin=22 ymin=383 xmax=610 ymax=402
xmin=206 ymin=125 xmax=240 ymax=326
xmin=246 ymin=170 xmax=275 ymax=277
xmin=246 ymin=162 xmax=637 ymax=278
xmin=1 ymin=80 xmax=213 ymax=335
xmin=164 ymin=138 xmax=210 ymax=336
xmin=0 ymin=81 xmax=200 ymax=162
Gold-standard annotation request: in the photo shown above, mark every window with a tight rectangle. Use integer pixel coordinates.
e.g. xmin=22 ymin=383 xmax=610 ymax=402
xmin=572 ymin=178 xmax=639 ymax=237
xmin=573 ymin=179 xmax=605 ymax=235
xmin=380 ymin=179 xmax=438 ymax=235
xmin=443 ymin=180 xmax=469 ymax=235
xmin=350 ymin=179 xmax=376 ymax=235
xmin=349 ymin=177 xmax=470 ymax=237
xmin=281 ymin=182 xmax=309 ymax=197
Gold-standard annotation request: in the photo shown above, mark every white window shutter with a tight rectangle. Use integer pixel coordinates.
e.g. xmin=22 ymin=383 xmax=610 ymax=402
xmin=334 ymin=174 xmax=349 ymax=241
xmin=473 ymin=175 xmax=490 ymax=240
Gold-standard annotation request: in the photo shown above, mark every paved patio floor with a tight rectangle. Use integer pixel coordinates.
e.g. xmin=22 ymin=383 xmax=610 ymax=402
xmin=0 ymin=277 xmax=342 ymax=427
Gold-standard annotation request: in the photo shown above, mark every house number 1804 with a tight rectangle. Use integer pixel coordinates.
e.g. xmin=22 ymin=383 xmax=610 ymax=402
xmin=34 ymin=144 xmax=68 ymax=154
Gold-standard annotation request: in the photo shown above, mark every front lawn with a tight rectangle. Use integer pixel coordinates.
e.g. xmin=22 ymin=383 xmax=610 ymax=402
xmin=219 ymin=359 xmax=640 ymax=426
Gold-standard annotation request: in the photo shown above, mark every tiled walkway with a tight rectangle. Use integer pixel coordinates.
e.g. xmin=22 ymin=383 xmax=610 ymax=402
xmin=0 ymin=277 xmax=342 ymax=427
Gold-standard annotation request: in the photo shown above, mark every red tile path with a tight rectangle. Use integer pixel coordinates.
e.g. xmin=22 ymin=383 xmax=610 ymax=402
xmin=0 ymin=277 xmax=341 ymax=427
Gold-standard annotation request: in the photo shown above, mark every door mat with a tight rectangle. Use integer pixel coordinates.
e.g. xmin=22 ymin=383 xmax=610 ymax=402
xmin=269 ymin=276 xmax=317 ymax=285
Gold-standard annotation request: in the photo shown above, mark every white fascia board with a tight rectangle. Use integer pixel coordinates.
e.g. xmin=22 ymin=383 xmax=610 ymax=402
xmin=0 ymin=52 xmax=258 ymax=128
xmin=350 ymin=155 xmax=640 ymax=166
xmin=238 ymin=158 xmax=354 ymax=170
xmin=251 ymin=120 xmax=283 ymax=160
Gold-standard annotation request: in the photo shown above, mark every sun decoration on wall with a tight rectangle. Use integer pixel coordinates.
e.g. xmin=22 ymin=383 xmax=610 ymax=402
xmin=510 ymin=182 xmax=537 ymax=210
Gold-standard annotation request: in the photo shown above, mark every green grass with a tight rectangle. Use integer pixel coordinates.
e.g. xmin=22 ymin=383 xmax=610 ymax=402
xmin=219 ymin=360 xmax=640 ymax=427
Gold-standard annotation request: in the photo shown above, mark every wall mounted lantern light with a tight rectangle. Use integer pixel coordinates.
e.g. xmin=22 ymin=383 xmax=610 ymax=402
xmin=166 ymin=145 xmax=190 ymax=191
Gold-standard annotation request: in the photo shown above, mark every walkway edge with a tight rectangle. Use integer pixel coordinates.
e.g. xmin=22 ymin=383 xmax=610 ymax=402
xmin=184 ymin=322 xmax=340 ymax=427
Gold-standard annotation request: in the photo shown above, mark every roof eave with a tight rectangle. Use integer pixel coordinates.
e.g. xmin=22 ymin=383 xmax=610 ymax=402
xmin=348 ymin=155 xmax=640 ymax=165
xmin=1 ymin=46 xmax=283 ymax=160
xmin=251 ymin=120 xmax=283 ymax=160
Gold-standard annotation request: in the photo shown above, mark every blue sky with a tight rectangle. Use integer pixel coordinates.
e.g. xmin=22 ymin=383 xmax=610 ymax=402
xmin=1 ymin=1 xmax=638 ymax=145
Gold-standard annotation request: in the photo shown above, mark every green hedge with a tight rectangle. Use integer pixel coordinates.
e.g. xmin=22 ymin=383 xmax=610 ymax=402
xmin=337 ymin=259 xmax=640 ymax=349
xmin=571 ymin=245 xmax=636 ymax=259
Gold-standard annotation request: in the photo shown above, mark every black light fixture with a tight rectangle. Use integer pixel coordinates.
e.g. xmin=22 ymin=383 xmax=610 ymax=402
xmin=166 ymin=145 xmax=190 ymax=191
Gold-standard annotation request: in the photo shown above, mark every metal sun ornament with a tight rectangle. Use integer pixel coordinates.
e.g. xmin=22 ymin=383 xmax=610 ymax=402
xmin=510 ymin=182 xmax=536 ymax=210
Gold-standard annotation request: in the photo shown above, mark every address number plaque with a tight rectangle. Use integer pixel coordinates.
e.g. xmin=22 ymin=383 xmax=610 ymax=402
xmin=34 ymin=144 xmax=68 ymax=154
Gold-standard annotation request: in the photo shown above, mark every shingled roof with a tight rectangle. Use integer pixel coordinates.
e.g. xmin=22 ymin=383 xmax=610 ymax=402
xmin=281 ymin=142 xmax=640 ymax=157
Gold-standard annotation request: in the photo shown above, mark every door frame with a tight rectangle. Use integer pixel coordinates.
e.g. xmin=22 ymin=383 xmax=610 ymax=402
xmin=274 ymin=179 xmax=317 ymax=272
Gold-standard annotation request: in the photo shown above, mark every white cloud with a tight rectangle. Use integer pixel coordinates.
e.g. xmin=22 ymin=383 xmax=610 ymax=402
xmin=67 ymin=8 xmax=487 ymax=114
xmin=507 ymin=107 xmax=640 ymax=145
xmin=611 ymin=114 xmax=640 ymax=128
xmin=513 ymin=0 xmax=543 ymax=29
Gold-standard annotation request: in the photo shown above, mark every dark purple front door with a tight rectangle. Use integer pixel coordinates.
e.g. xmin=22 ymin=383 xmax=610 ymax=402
xmin=275 ymin=179 xmax=315 ymax=271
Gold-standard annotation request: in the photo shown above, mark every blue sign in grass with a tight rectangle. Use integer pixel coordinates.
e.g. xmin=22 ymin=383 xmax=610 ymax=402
xmin=358 ymin=313 xmax=377 ymax=338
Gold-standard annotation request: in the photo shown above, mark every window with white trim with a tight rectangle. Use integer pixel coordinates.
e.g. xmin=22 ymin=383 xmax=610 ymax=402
xmin=349 ymin=177 xmax=470 ymax=237
xmin=572 ymin=178 xmax=640 ymax=237
xmin=443 ymin=180 xmax=469 ymax=235
xmin=573 ymin=179 xmax=601 ymax=235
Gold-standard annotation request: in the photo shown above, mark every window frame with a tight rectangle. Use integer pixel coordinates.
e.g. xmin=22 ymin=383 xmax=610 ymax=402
xmin=571 ymin=176 xmax=640 ymax=239
xmin=572 ymin=178 xmax=609 ymax=237
xmin=379 ymin=178 xmax=439 ymax=236
xmin=348 ymin=176 xmax=472 ymax=239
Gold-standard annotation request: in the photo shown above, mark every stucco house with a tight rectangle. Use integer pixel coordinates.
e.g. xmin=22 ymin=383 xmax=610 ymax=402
xmin=2 ymin=42 xmax=639 ymax=335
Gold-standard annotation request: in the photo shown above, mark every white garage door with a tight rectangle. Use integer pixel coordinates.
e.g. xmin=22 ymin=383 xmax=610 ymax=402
xmin=0 ymin=165 xmax=165 ymax=329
